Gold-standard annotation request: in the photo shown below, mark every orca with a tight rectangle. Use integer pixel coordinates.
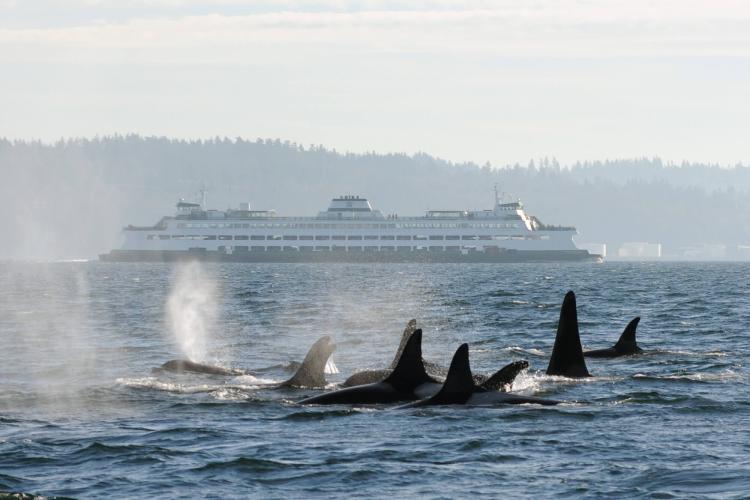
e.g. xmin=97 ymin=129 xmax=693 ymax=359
xmin=157 ymin=336 xmax=336 ymax=389
xmin=399 ymin=344 xmax=559 ymax=408
xmin=545 ymin=291 xmax=591 ymax=378
xmin=298 ymin=330 xmax=443 ymax=404
xmin=341 ymin=320 xmax=528 ymax=390
xmin=584 ymin=317 xmax=643 ymax=358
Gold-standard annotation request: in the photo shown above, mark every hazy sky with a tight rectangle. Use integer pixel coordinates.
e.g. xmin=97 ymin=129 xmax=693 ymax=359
xmin=1 ymin=0 xmax=748 ymax=166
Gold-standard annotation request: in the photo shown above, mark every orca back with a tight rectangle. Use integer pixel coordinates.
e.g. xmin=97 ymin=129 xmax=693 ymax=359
xmin=546 ymin=291 xmax=591 ymax=377
xmin=480 ymin=360 xmax=529 ymax=391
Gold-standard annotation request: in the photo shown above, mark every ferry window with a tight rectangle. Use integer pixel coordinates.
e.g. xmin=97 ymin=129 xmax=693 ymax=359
xmin=429 ymin=235 xmax=444 ymax=240
xmin=268 ymin=235 xmax=282 ymax=240
xmin=283 ymin=235 xmax=298 ymax=240
xmin=299 ymin=235 xmax=314 ymax=240
xmin=364 ymin=235 xmax=378 ymax=240
xmin=159 ymin=235 xmax=170 ymax=240
xmin=300 ymin=246 xmax=314 ymax=251
xmin=429 ymin=246 xmax=443 ymax=251
xmin=315 ymin=235 xmax=330 ymax=240
xmin=219 ymin=235 xmax=232 ymax=240
xmin=414 ymin=235 xmax=427 ymax=240
xmin=315 ymin=246 xmax=330 ymax=251
xmin=250 ymin=235 xmax=265 ymax=240
xmin=177 ymin=223 xmax=185 ymax=228
xmin=204 ymin=235 xmax=217 ymax=240
xmin=282 ymin=246 xmax=298 ymax=251
xmin=267 ymin=246 xmax=280 ymax=251
xmin=479 ymin=235 xmax=492 ymax=240
xmin=380 ymin=246 xmax=395 ymax=251
xmin=347 ymin=235 xmax=362 ymax=240
xmin=380 ymin=235 xmax=395 ymax=240
xmin=332 ymin=245 xmax=346 ymax=251
xmin=147 ymin=235 xmax=156 ymax=240
xmin=251 ymin=246 xmax=265 ymax=251
xmin=348 ymin=246 xmax=363 ymax=251
xmin=396 ymin=235 xmax=411 ymax=240
xmin=445 ymin=235 xmax=460 ymax=240
xmin=234 ymin=235 xmax=249 ymax=240
xmin=332 ymin=235 xmax=346 ymax=240
xmin=364 ymin=246 xmax=377 ymax=252
xmin=242 ymin=224 xmax=250 ymax=228
xmin=493 ymin=235 xmax=510 ymax=240
xmin=462 ymin=235 xmax=478 ymax=240
xmin=234 ymin=246 xmax=248 ymax=252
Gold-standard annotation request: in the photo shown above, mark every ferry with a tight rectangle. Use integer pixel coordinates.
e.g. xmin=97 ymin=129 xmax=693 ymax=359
xmin=99 ymin=190 xmax=601 ymax=263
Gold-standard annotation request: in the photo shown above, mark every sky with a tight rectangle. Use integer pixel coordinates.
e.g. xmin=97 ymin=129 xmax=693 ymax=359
xmin=0 ymin=0 xmax=749 ymax=166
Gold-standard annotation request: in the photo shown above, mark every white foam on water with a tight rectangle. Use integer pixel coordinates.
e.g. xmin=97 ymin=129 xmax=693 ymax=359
xmin=117 ymin=377 xmax=222 ymax=394
xmin=633 ymin=370 xmax=740 ymax=382
xmin=503 ymin=346 xmax=546 ymax=357
xmin=232 ymin=374 xmax=280 ymax=386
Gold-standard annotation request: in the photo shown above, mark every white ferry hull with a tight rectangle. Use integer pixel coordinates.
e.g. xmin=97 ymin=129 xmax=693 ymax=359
xmin=99 ymin=248 xmax=601 ymax=263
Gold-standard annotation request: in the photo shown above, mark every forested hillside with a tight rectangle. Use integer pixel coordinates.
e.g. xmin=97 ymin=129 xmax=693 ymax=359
xmin=2 ymin=136 xmax=749 ymax=260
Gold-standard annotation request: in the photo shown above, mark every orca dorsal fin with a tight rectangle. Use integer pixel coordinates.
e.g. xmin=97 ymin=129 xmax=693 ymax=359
xmin=423 ymin=344 xmax=475 ymax=405
xmin=282 ymin=336 xmax=336 ymax=388
xmin=614 ymin=317 xmax=641 ymax=353
xmin=389 ymin=319 xmax=418 ymax=369
xmin=384 ymin=329 xmax=433 ymax=392
xmin=546 ymin=291 xmax=591 ymax=377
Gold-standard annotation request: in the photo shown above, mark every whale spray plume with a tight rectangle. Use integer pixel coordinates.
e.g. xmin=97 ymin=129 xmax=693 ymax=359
xmin=166 ymin=261 xmax=218 ymax=363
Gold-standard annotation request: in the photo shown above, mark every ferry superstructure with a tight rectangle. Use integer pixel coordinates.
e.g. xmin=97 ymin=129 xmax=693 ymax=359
xmin=100 ymin=192 xmax=600 ymax=263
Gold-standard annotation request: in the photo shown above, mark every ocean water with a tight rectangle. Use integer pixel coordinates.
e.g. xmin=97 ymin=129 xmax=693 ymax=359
xmin=1 ymin=261 xmax=748 ymax=498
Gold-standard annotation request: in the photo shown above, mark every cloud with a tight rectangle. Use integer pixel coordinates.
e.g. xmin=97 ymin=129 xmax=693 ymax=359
xmin=2 ymin=1 xmax=750 ymax=63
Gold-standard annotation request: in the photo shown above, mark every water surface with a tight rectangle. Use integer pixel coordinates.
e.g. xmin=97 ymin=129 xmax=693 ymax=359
xmin=1 ymin=262 xmax=748 ymax=498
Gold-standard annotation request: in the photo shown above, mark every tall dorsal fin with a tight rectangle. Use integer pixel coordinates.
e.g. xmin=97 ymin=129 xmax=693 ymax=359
xmin=384 ymin=329 xmax=433 ymax=392
xmin=546 ymin=291 xmax=591 ymax=377
xmin=422 ymin=344 xmax=475 ymax=404
xmin=389 ymin=319 xmax=418 ymax=369
xmin=282 ymin=336 xmax=335 ymax=388
xmin=614 ymin=317 xmax=641 ymax=353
